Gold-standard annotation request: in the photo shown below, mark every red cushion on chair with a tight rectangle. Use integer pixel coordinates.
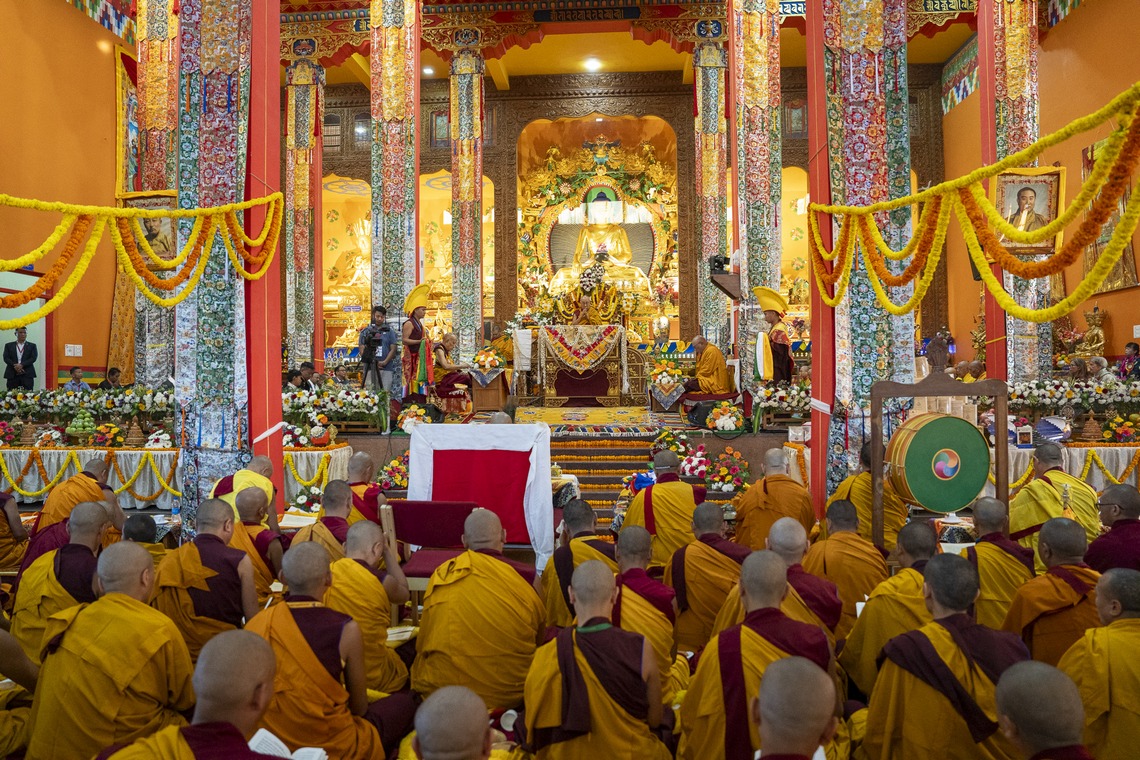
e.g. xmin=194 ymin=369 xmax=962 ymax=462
xmin=401 ymin=548 xmax=465 ymax=579
xmin=388 ymin=500 xmax=478 ymax=549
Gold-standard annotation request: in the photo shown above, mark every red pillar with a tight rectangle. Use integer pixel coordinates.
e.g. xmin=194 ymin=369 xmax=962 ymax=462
xmin=313 ymin=138 xmax=325 ymax=371
xmin=806 ymin=0 xmax=835 ymax=514
xmin=247 ymin=0 xmax=285 ymax=509
xmin=978 ymin=0 xmax=1008 ymax=381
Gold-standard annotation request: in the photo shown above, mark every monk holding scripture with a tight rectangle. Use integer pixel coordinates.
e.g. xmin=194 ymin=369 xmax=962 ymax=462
xmin=752 ymin=658 xmax=839 ymax=760
xmin=621 ymin=450 xmax=704 ymax=567
xmin=26 ymin=542 xmax=195 ymax=759
xmin=35 ymin=459 xmax=121 ymax=540
xmin=152 ymin=499 xmax=260 ymax=661
xmin=841 ymin=521 xmax=937 ymax=697
xmin=1058 ymin=568 xmax=1140 ymax=759
xmin=802 ymin=500 xmax=889 ymax=640
xmin=1002 ymin=518 xmax=1102 ymax=666
xmin=1010 ymin=444 xmax=1101 ymax=571
xmin=11 ymin=501 xmax=107 ymax=663
xmin=325 ymin=521 xmax=411 ymax=694
xmin=341 ymin=452 xmax=387 ymax=525
xmin=540 ymin=499 xmax=618 ymax=628
xmin=292 ymin=478 xmax=352 ymax=560
xmin=825 ymin=443 xmax=908 ymax=552
xmin=860 ymin=554 xmax=1030 ymax=759
xmin=524 ymin=560 xmax=671 ymax=759
xmin=412 ymin=686 xmax=492 ymax=760
xmin=229 ymin=486 xmax=285 ymax=607
xmin=122 ymin=513 xmax=166 ymax=573
xmin=731 ymin=448 xmax=814 ymax=550
xmin=961 ymin=498 xmax=1036 ymax=629
xmin=0 ymin=491 xmax=29 ymax=570
xmin=1084 ymin=483 xmax=1140 ymax=572
xmin=678 ymin=551 xmax=833 ymax=760
xmin=666 ymin=502 xmax=751 ymax=651
xmin=412 ymin=509 xmax=545 ymax=710
xmin=210 ymin=455 xmax=280 ymax=531
xmin=684 ymin=335 xmax=732 ymax=394
xmin=996 ymin=661 xmax=1094 ymax=760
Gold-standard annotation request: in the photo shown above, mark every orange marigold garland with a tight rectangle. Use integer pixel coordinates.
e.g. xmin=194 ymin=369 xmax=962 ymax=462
xmin=808 ymin=211 xmax=854 ymax=288
xmin=859 ymin=196 xmax=941 ymax=288
xmin=114 ymin=216 xmax=209 ymax=291
xmin=0 ymin=215 xmax=93 ymax=309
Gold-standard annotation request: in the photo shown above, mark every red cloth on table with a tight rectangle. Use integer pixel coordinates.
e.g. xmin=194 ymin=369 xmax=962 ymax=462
xmin=431 ymin=449 xmax=533 ymax=543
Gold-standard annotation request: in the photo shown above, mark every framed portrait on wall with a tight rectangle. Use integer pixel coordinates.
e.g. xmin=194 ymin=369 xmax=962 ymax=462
xmin=429 ymin=110 xmax=449 ymax=150
xmin=120 ymin=191 xmax=179 ymax=265
xmin=990 ymin=166 xmax=1066 ymax=255
xmin=1081 ymin=137 xmax=1138 ymax=293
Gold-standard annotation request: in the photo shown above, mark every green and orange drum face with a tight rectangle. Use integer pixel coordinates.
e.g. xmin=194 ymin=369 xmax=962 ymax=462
xmin=887 ymin=413 xmax=990 ymax=514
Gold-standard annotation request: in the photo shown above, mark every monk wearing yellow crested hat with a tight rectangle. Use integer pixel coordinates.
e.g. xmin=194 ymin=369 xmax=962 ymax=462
xmin=401 ymin=283 xmax=433 ymax=399
xmin=753 ymin=286 xmax=795 ymax=385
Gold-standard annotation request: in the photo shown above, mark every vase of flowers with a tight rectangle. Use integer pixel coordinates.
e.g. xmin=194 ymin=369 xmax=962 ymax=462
xmin=377 ymin=452 xmax=410 ymax=491
xmin=473 ymin=348 xmax=506 ymax=371
xmin=1103 ymin=416 xmax=1139 ymax=443
xmin=707 ymin=401 xmax=744 ymax=432
xmin=652 ymin=429 xmax=691 ymax=457
xmin=397 ymin=405 xmax=431 ymax=434
xmin=293 ymin=485 xmax=323 ymax=512
xmin=707 ymin=447 xmax=750 ymax=493
xmin=92 ymin=423 xmax=125 ymax=448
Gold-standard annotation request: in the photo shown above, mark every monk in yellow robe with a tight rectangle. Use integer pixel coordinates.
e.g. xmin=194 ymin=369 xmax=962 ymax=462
xmin=752 ymin=657 xmax=840 ymax=760
xmin=11 ymin=502 xmax=107 ymax=663
xmin=325 ymin=521 xmax=411 ymax=693
xmin=524 ymin=560 xmax=670 ymax=759
xmin=291 ymin=479 xmax=351 ymax=561
xmin=231 ymin=487 xmax=285 ymax=606
xmin=35 ymin=458 xmax=115 ymax=535
xmin=0 ymin=492 xmax=29 ymax=570
xmin=412 ymin=509 xmax=545 ymax=709
xmin=540 ymin=499 xmax=618 ymax=628
xmin=245 ymin=542 xmax=397 ymax=759
xmin=960 ymin=498 xmax=1036 ymax=629
xmin=410 ymin=686 xmax=494 ymax=760
xmin=621 ymin=450 xmax=703 ymax=567
xmin=802 ymin=500 xmax=889 ymax=640
xmin=824 ymin=443 xmax=909 ymax=552
xmin=337 ymin=452 xmax=387 ymax=525
xmin=1002 ymin=518 xmax=1102 ymax=666
xmin=860 ymin=554 xmax=1030 ymax=760
xmin=210 ymin=455 xmax=281 ymax=531
xmin=678 ymin=551 xmax=834 ymax=760
xmin=731 ymin=448 xmax=815 ymax=550
xmin=122 ymin=513 xmax=166 ymax=574
xmin=684 ymin=335 xmax=732 ymax=394
xmin=1010 ymin=443 xmax=1101 ymax=572
xmin=0 ymin=630 xmax=38 ymax=758
xmin=100 ymin=630 xmax=279 ymax=759
xmin=995 ymin=660 xmax=1096 ymax=760
xmin=26 ymin=542 xmax=195 ymax=759
xmin=841 ymin=522 xmax=937 ymax=697
xmin=1057 ymin=569 xmax=1140 ymax=760
xmin=613 ymin=526 xmax=688 ymax=705
xmin=152 ymin=499 xmax=260 ymax=661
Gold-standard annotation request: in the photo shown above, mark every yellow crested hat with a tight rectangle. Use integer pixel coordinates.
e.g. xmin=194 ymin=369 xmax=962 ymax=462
xmin=403 ymin=283 xmax=431 ymax=315
xmin=752 ymin=286 xmax=789 ymax=315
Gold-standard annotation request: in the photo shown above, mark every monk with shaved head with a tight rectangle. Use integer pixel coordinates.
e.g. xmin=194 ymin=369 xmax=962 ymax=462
xmin=1010 ymin=443 xmax=1100 ymax=572
xmin=210 ymin=456 xmax=280 ymax=531
xmin=731 ymin=447 xmax=815 ymax=550
xmin=414 ymin=686 xmax=491 ymax=760
xmin=152 ymin=499 xmax=259 ymax=661
xmin=997 ymin=661 xmax=1092 ymax=760
xmin=1003 ymin=517 xmax=1102 ymax=665
xmin=540 ymin=499 xmax=617 ymax=627
xmin=413 ymin=509 xmax=545 ymax=709
xmin=752 ymin=657 xmax=838 ymax=759
xmin=825 ymin=441 xmax=909 ymax=551
xmin=961 ymin=498 xmax=1036 ymax=629
xmin=36 ymin=459 xmax=124 ymax=545
xmin=27 ymin=542 xmax=195 ymax=758
xmin=333 ymin=451 xmax=388 ymax=525
xmin=1058 ymin=568 xmax=1140 ymax=758
xmin=228 ymin=486 xmax=284 ymax=607
xmin=524 ymin=560 xmax=669 ymax=758
xmin=292 ymin=479 xmax=353 ymax=560
xmin=1085 ymin=483 xmax=1140 ymax=572
xmin=679 ymin=551 xmax=834 ymax=759
xmin=621 ymin=449 xmax=705 ymax=567
xmin=122 ymin=513 xmax=166 ymax=572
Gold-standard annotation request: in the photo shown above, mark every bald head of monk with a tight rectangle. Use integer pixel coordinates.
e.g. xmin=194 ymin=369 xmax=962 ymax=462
xmin=1096 ymin=567 xmax=1140 ymax=625
xmin=68 ymin=501 xmax=111 ymax=551
xmin=1038 ymin=517 xmax=1087 ymax=568
xmin=321 ymin=479 xmax=353 ymax=518
xmin=922 ymin=553 xmax=979 ymax=617
xmin=766 ymin=517 xmax=808 ymax=567
xmin=972 ymin=497 xmax=1010 ymax=536
xmin=345 ymin=520 xmax=385 ymax=568
xmin=1099 ymin=483 xmax=1140 ymax=526
xmin=653 ymin=449 xmax=680 ymax=475
xmin=859 ymin=442 xmax=885 ymax=472
xmin=95 ymin=541 xmax=155 ymax=602
xmin=616 ymin=526 xmax=653 ymax=572
xmin=752 ymin=656 xmax=838 ymax=756
xmin=996 ymin=661 xmax=1086 ymax=758
xmin=691 ymin=502 xmax=726 ymax=539
xmin=347 ymin=452 xmax=377 ymax=483
xmin=568 ymin=559 xmax=618 ymax=623
xmin=247 ymin=456 xmax=273 ymax=479
xmin=561 ymin=499 xmax=597 ymax=538
xmin=762 ymin=448 xmax=789 ymax=476
xmin=193 ymin=629 xmax=277 ymax=738
xmin=895 ymin=521 xmax=937 ymax=569
xmin=825 ymin=499 xmax=859 ymax=534
xmin=281 ymin=542 xmax=332 ymax=598
xmin=235 ymin=486 xmax=269 ymax=524
xmin=1032 ymin=442 xmax=1064 ymax=478
xmin=462 ymin=508 xmax=505 ymax=552
xmin=83 ymin=458 xmax=109 ymax=482
xmin=487 ymin=411 xmax=513 ymax=424
xmin=739 ymin=550 xmax=787 ymax=612
xmin=196 ymin=498 xmax=236 ymax=543
xmin=123 ymin=513 xmax=158 ymax=544
xmin=413 ymin=685 xmax=492 ymax=760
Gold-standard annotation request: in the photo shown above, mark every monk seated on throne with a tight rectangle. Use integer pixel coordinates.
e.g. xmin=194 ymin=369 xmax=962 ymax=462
xmin=427 ymin=333 xmax=472 ymax=416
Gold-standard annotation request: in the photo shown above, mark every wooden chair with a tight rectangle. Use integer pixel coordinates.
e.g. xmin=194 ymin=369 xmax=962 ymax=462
xmin=381 ymin=500 xmax=478 ymax=623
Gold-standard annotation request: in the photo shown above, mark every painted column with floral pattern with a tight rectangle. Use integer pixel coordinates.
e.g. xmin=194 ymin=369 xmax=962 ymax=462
xmin=694 ymin=36 xmax=730 ymax=343
xmin=449 ymin=44 xmax=485 ymax=358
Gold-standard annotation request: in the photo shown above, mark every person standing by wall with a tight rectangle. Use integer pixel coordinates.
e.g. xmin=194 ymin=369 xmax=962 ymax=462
xmin=3 ymin=327 xmax=37 ymax=391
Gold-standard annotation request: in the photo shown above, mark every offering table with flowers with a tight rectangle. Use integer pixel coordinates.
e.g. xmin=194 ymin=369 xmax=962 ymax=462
xmin=0 ymin=447 xmax=183 ymax=510
xmin=282 ymin=443 xmax=353 ymax=511
xmin=470 ymin=347 xmax=510 ymax=413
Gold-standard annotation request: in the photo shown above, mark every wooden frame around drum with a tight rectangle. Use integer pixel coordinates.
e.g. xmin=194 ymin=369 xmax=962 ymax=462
xmin=869 ymin=373 xmax=1009 ymax=550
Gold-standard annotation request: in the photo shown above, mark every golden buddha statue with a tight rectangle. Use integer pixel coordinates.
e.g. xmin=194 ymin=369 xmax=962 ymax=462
xmin=548 ymin=222 xmax=652 ymax=297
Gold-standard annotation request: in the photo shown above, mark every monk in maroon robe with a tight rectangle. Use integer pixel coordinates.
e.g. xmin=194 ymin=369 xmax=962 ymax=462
xmin=995 ymin=660 xmax=1095 ymax=760
xmin=1084 ymin=484 xmax=1140 ymax=573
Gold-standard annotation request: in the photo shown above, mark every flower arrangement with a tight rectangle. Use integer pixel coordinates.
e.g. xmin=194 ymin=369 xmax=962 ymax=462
xmin=35 ymin=427 xmax=64 ymax=447
xmin=1104 ymin=415 xmax=1139 ymax=443
xmin=650 ymin=359 xmax=683 ymax=386
xmin=377 ymin=452 xmax=410 ymax=491
xmin=652 ymin=429 xmax=691 ymax=458
xmin=579 ymin=262 xmax=605 ymax=294
xmin=754 ymin=382 xmax=812 ymax=413
xmin=92 ymin=423 xmax=124 ymax=448
xmin=707 ymin=447 xmax=750 ymax=492
xmin=280 ymin=422 xmax=336 ymax=448
xmin=1005 ymin=380 xmax=1140 ymax=415
xmin=680 ymin=444 xmax=711 ymax=479
xmin=293 ymin=485 xmax=323 ymax=512
xmin=398 ymin=405 xmax=431 ymax=434
xmin=0 ymin=421 xmax=18 ymax=447
xmin=145 ymin=430 xmax=173 ymax=449
xmin=473 ymin=347 xmax=506 ymax=371
xmin=707 ymin=401 xmax=745 ymax=431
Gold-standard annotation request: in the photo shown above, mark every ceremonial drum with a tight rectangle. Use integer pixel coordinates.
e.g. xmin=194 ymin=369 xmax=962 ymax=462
xmin=886 ymin=412 xmax=990 ymax=514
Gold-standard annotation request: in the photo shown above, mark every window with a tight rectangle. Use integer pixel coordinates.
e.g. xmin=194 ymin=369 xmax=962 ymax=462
xmin=354 ymin=113 xmax=370 ymax=148
xmin=323 ymin=114 xmax=341 ymax=152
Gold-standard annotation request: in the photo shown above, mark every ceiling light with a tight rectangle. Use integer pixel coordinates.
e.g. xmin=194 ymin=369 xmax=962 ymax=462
xmin=584 ymin=58 xmax=602 ymax=72
xmin=423 ymin=66 xmax=434 ymax=75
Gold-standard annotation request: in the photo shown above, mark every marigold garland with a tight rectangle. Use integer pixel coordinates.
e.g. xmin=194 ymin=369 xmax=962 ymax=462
xmin=128 ymin=214 xmax=204 ymax=270
xmin=0 ymin=215 xmax=93 ymax=309
xmin=113 ymin=217 xmax=208 ymax=291
xmin=861 ymin=197 xmax=952 ymax=316
xmin=0 ymin=214 xmax=76 ymax=272
xmin=284 ymin=451 xmax=331 ymax=489
xmin=0 ymin=219 xmax=105 ymax=330
xmin=0 ymin=450 xmax=82 ymax=497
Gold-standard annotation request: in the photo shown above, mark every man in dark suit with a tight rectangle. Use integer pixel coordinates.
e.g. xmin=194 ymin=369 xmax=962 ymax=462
xmin=3 ymin=327 xmax=37 ymax=391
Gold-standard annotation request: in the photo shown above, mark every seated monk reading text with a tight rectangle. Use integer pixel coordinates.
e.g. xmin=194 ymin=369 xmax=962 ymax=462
xmin=620 ymin=450 xmax=704 ymax=567
xmin=230 ymin=486 xmax=285 ymax=607
xmin=960 ymin=498 xmax=1036 ymax=629
xmin=540 ymin=499 xmax=618 ymax=628
xmin=209 ymin=455 xmax=281 ymax=532
xmin=684 ymin=336 xmax=732 ymax=394
xmin=292 ymin=478 xmax=352 ymax=561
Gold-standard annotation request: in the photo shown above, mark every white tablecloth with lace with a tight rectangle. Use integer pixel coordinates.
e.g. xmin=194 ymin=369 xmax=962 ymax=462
xmin=0 ymin=448 xmax=182 ymax=510
xmin=282 ymin=445 xmax=353 ymax=507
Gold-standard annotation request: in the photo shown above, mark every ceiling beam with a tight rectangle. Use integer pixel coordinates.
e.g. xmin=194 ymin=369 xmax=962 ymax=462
xmin=343 ymin=53 xmax=371 ymax=88
xmin=486 ymin=57 xmax=510 ymax=91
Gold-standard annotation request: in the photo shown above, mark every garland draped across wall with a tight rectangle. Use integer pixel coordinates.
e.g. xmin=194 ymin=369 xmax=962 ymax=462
xmin=0 ymin=192 xmax=284 ymax=329
xmin=808 ymin=83 xmax=1140 ymax=323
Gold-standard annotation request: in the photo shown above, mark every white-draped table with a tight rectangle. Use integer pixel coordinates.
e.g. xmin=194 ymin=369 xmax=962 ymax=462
xmin=282 ymin=444 xmax=353 ymax=507
xmin=0 ymin=448 xmax=182 ymax=510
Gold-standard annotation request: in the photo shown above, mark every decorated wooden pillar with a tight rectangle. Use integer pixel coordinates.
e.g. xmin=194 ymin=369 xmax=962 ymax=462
xmin=449 ymin=43 xmax=485 ymax=357
xmin=370 ymin=0 xmax=420 ymax=316
xmin=693 ymin=34 xmax=730 ymax=342
xmin=284 ymin=58 xmax=325 ymax=364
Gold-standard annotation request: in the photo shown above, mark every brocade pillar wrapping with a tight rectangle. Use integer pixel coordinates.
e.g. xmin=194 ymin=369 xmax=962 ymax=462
xmin=449 ymin=47 xmax=485 ymax=358
xmin=822 ymin=0 xmax=914 ymax=488
xmin=995 ymin=0 xmax=1050 ymax=382
xmin=175 ymin=0 xmax=253 ymax=518
xmin=284 ymin=59 xmax=325 ymax=364
xmin=370 ymin=0 xmax=419 ymax=314
xmin=693 ymin=39 xmax=730 ymax=342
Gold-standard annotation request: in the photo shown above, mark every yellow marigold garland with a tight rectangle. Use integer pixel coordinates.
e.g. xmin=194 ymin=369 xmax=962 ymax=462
xmin=284 ymin=451 xmax=331 ymax=489
xmin=0 ymin=214 xmax=76 ymax=272
xmin=0 ymin=450 xmax=83 ymax=497
xmin=860 ymin=199 xmax=950 ymax=316
xmin=113 ymin=217 xmax=207 ymax=291
xmin=0 ymin=218 xmax=105 ymax=330
xmin=128 ymin=214 xmax=205 ymax=270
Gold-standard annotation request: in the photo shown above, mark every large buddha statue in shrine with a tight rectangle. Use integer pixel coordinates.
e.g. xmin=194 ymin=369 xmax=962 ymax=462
xmin=548 ymin=221 xmax=652 ymax=297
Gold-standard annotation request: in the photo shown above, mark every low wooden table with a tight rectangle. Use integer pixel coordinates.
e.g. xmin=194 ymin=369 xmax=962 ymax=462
xmin=471 ymin=371 xmax=509 ymax=412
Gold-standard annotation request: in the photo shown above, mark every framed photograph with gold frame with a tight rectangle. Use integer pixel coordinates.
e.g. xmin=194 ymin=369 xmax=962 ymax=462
xmin=990 ymin=166 xmax=1066 ymax=255
xmin=120 ymin=191 xmax=179 ymax=266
